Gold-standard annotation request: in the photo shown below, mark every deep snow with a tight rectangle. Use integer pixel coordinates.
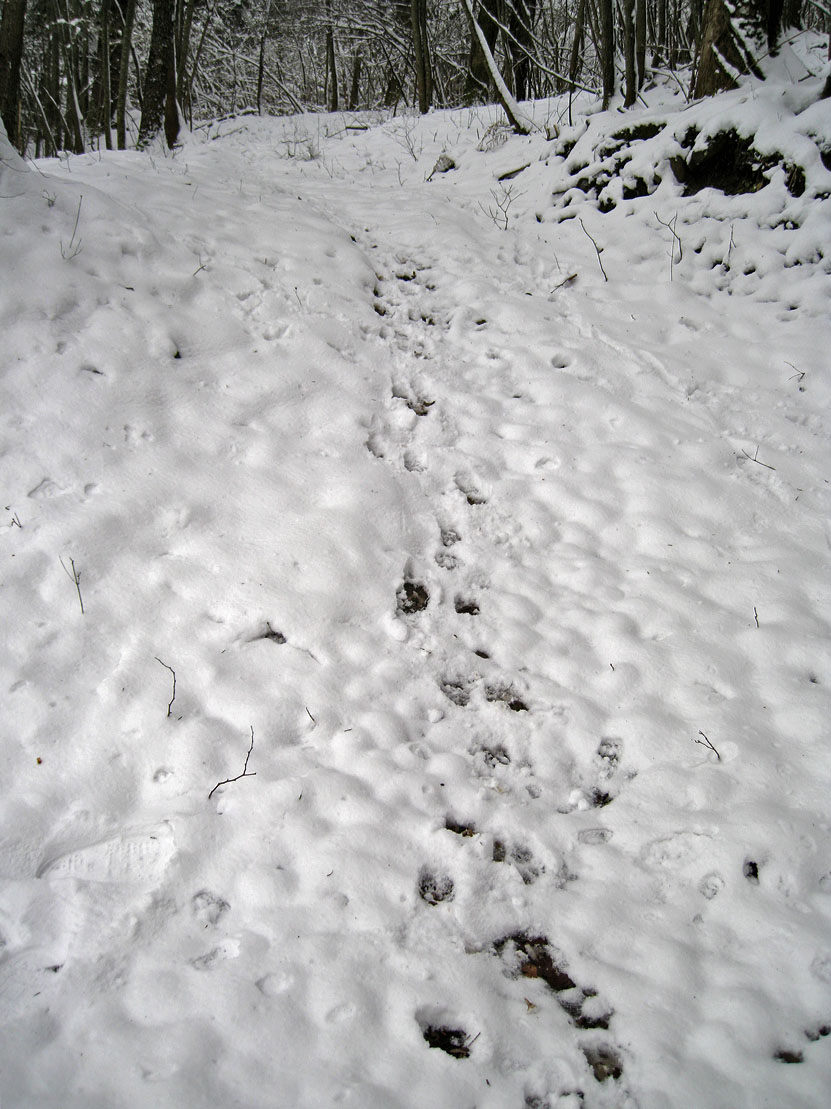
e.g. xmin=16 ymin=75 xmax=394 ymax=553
xmin=2 ymin=42 xmax=831 ymax=1109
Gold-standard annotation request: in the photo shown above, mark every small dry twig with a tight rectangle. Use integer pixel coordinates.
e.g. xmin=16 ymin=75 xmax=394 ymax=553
xmin=753 ymin=607 xmax=760 ymax=628
xmin=155 ymin=657 xmax=177 ymax=717
xmin=209 ymin=727 xmax=257 ymax=800
xmin=60 ymin=194 xmax=83 ymax=260
xmin=693 ymin=731 xmax=721 ymax=760
xmin=741 ymin=445 xmax=776 ymax=471
xmin=655 ymin=211 xmax=682 ymax=280
xmin=551 ymin=273 xmax=578 ymax=291
xmin=60 ymin=556 xmax=84 ymax=614
xmin=579 ymin=219 xmax=607 ymax=281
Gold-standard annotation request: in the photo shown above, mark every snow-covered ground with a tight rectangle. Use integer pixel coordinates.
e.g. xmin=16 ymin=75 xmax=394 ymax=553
xmin=2 ymin=43 xmax=831 ymax=1109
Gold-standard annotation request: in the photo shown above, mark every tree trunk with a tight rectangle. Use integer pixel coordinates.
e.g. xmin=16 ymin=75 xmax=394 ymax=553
xmin=100 ymin=0 xmax=113 ymax=148
xmin=599 ymin=0 xmax=614 ymax=107
xmin=694 ymin=0 xmax=769 ymax=97
xmin=412 ymin=0 xmax=431 ymax=113
xmin=0 ymin=0 xmax=28 ymax=151
xmin=622 ymin=0 xmax=636 ymax=106
xmin=257 ymin=0 xmax=272 ymax=114
xmin=349 ymin=48 xmax=361 ymax=110
xmin=138 ymin=0 xmax=178 ymax=149
xmin=462 ymin=0 xmax=532 ymax=132
xmin=325 ymin=24 xmax=338 ymax=111
xmin=654 ymin=0 xmax=667 ymax=65
xmin=569 ymin=0 xmax=586 ymax=90
xmin=635 ymin=0 xmax=646 ymax=89
xmin=507 ymin=0 xmax=537 ymax=102
xmin=115 ymin=0 xmax=136 ymax=148
xmin=465 ymin=0 xmax=500 ymax=103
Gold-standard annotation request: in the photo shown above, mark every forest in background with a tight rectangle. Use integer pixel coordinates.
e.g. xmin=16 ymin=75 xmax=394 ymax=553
xmin=1 ymin=0 xmax=830 ymax=157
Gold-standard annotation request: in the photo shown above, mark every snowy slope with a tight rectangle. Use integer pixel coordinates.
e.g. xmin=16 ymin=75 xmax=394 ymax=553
xmin=2 ymin=49 xmax=831 ymax=1109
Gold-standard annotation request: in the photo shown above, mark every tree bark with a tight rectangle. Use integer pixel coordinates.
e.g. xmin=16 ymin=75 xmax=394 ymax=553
xmin=257 ymin=0 xmax=272 ymax=114
xmin=0 ymin=0 xmax=28 ymax=151
xmin=100 ymin=0 xmax=113 ymax=148
xmin=507 ymin=0 xmax=537 ymax=102
xmin=138 ymin=0 xmax=179 ymax=149
xmin=622 ymin=0 xmax=636 ymax=106
xmin=635 ymin=0 xmax=646 ymax=90
xmin=325 ymin=24 xmax=338 ymax=110
xmin=115 ymin=0 xmax=137 ymax=148
xmin=348 ymin=48 xmax=361 ymax=110
xmin=412 ymin=0 xmax=431 ymax=112
xmin=599 ymin=0 xmax=614 ymax=108
xmin=694 ymin=0 xmax=770 ymax=97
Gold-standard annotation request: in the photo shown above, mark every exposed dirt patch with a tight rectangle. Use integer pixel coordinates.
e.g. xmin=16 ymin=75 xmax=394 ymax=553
xmin=495 ymin=933 xmax=577 ymax=992
xmin=397 ymin=580 xmax=429 ymax=613
xmin=682 ymin=130 xmax=778 ymax=196
xmin=421 ymin=1024 xmax=472 ymax=1058
xmin=445 ymin=816 xmax=477 ymax=837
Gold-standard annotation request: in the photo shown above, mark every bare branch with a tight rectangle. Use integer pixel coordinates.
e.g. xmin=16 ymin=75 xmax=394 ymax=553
xmin=693 ymin=731 xmax=721 ymax=760
xmin=209 ymin=727 xmax=257 ymax=800
xmin=155 ymin=657 xmax=177 ymax=717
xmin=59 ymin=556 xmax=84 ymax=614
xmin=579 ymin=219 xmax=608 ymax=281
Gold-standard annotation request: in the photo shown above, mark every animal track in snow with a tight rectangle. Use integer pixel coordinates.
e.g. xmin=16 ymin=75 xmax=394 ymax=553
xmin=454 ymin=473 xmax=488 ymax=505
xmin=418 ymin=867 xmax=454 ymax=905
xmin=192 ymin=890 xmax=231 ymax=927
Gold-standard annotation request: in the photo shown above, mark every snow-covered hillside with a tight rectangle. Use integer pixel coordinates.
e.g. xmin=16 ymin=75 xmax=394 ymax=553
xmin=2 ymin=40 xmax=830 ymax=1108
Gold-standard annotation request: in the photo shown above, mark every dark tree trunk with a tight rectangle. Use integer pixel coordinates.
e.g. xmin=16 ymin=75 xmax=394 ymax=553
xmin=636 ymin=0 xmax=646 ymax=89
xmin=569 ymin=0 xmax=586 ymax=89
xmin=599 ymin=0 xmax=614 ymax=107
xmin=325 ymin=24 xmax=338 ymax=110
xmin=654 ymin=0 xmax=667 ymax=65
xmin=116 ymin=0 xmax=137 ymax=148
xmin=783 ymin=0 xmax=801 ymax=27
xmin=466 ymin=0 xmax=500 ymax=103
xmin=349 ymin=48 xmax=361 ymax=110
xmin=0 ymin=0 xmax=28 ymax=151
xmin=257 ymin=0 xmax=272 ymax=114
xmin=100 ymin=0 xmax=113 ymax=147
xmin=507 ymin=0 xmax=537 ymax=102
xmin=412 ymin=0 xmax=431 ymax=112
xmin=622 ymin=0 xmax=636 ymax=106
xmin=138 ymin=0 xmax=179 ymax=149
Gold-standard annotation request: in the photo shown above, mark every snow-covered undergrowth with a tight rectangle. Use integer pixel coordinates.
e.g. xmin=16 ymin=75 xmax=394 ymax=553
xmin=2 ymin=35 xmax=830 ymax=1108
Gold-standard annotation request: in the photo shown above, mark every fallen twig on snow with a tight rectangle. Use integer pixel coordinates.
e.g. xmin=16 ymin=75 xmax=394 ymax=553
xmin=741 ymin=445 xmax=776 ymax=471
xmin=60 ymin=556 xmax=84 ymax=614
xmin=693 ymin=731 xmax=721 ymax=760
xmin=579 ymin=219 xmax=607 ymax=281
xmin=155 ymin=657 xmax=177 ymax=717
xmin=209 ymin=727 xmax=257 ymax=800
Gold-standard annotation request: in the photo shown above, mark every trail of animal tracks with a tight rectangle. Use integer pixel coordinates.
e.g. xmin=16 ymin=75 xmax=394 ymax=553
xmin=2 ymin=70 xmax=831 ymax=1107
